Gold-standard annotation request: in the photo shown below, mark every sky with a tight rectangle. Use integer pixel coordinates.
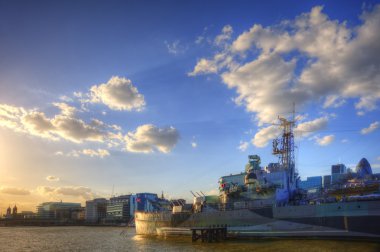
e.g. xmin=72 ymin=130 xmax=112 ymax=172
xmin=1 ymin=0 xmax=380 ymax=212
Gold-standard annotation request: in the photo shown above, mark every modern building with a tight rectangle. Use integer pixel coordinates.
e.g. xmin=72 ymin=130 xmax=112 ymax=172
xmin=106 ymin=195 xmax=132 ymax=223
xmin=36 ymin=202 xmax=82 ymax=220
xmin=332 ymin=164 xmax=346 ymax=174
xmin=323 ymin=175 xmax=332 ymax=188
xmin=331 ymin=164 xmax=347 ymax=184
xmin=356 ymin=158 xmax=373 ymax=178
xmin=85 ymin=198 xmax=107 ymax=223
xmin=21 ymin=211 xmax=36 ymax=219
xmin=133 ymin=193 xmax=159 ymax=213
xmin=299 ymin=176 xmax=322 ymax=190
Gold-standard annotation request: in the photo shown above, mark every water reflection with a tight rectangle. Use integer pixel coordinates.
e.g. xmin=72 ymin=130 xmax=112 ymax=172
xmin=0 ymin=227 xmax=378 ymax=252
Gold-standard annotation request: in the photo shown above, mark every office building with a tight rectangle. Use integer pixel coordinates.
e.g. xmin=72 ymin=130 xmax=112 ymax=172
xmin=299 ymin=176 xmax=322 ymax=190
xmin=36 ymin=202 xmax=81 ymax=220
xmin=85 ymin=198 xmax=107 ymax=223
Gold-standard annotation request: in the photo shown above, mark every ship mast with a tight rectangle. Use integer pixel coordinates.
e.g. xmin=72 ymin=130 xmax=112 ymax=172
xmin=272 ymin=106 xmax=296 ymax=183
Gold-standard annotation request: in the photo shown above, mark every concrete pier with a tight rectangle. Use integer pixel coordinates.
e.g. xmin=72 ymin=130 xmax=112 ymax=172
xmin=191 ymin=227 xmax=227 ymax=242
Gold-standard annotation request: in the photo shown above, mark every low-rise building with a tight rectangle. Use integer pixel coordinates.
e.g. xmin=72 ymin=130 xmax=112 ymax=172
xmin=106 ymin=195 xmax=131 ymax=224
xmin=85 ymin=198 xmax=107 ymax=223
xmin=299 ymin=176 xmax=322 ymax=190
xmin=36 ymin=202 xmax=82 ymax=220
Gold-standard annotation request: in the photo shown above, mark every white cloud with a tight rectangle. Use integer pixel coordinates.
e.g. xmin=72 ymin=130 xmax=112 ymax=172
xmin=46 ymin=175 xmax=60 ymax=182
xmin=214 ymin=25 xmax=233 ymax=46
xmin=0 ymin=104 xmax=26 ymax=130
xmin=252 ymin=125 xmax=282 ymax=148
xmin=53 ymin=102 xmax=76 ymax=116
xmin=125 ymin=124 xmax=179 ymax=153
xmin=37 ymin=186 xmax=97 ymax=200
xmin=238 ymin=141 xmax=249 ymax=151
xmin=0 ymin=187 xmax=30 ymax=195
xmin=74 ymin=91 xmax=82 ymax=97
xmin=188 ymin=58 xmax=219 ymax=76
xmin=0 ymin=102 xmax=181 ymax=156
xmin=165 ymin=40 xmax=187 ymax=55
xmin=82 ymin=149 xmax=110 ymax=158
xmin=1 ymin=103 xmax=110 ymax=143
xmin=295 ymin=117 xmax=328 ymax=138
xmin=62 ymin=149 xmax=110 ymax=158
xmin=59 ymin=95 xmax=73 ymax=102
xmin=315 ymin=134 xmax=335 ymax=146
xmin=89 ymin=76 xmax=145 ymax=111
xmin=341 ymin=139 xmax=349 ymax=143
xmin=22 ymin=111 xmax=56 ymax=139
xmin=221 ymin=53 xmax=300 ymax=125
xmin=361 ymin=121 xmax=379 ymax=134
xmin=190 ymin=5 xmax=380 ymax=127
xmin=194 ymin=26 xmax=212 ymax=45
xmin=323 ymin=95 xmax=346 ymax=108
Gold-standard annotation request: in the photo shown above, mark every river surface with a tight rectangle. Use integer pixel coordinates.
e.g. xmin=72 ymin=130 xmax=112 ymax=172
xmin=0 ymin=226 xmax=379 ymax=252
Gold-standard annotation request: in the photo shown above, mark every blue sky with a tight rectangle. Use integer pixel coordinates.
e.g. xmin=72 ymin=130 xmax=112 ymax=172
xmin=0 ymin=0 xmax=380 ymax=211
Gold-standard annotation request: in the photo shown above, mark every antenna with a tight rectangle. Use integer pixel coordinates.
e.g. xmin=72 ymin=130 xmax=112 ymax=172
xmin=190 ymin=191 xmax=196 ymax=197
xmin=200 ymin=191 xmax=206 ymax=196
xmin=272 ymin=105 xmax=296 ymax=183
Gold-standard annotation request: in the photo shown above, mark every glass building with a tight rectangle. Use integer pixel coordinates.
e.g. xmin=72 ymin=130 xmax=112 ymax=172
xmin=299 ymin=176 xmax=322 ymax=190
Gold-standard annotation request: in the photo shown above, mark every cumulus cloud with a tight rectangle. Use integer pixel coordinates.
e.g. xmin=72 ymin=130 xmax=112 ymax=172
xmin=188 ymin=58 xmax=219 ymax=76
xmin=60 ymin=149 xmax=110 ymax=158
xmin=252 ymin=125 xmax=282 ymax=147
xmin=125 ymin=124 xmax=179 ymax=153
xmin=89 ymin=76 xmax=145 ymax=111
xmin=0 ymin=103 xmax=111 ymax=143
xmin=0 ymin=103 xmax=179 ymax=155
xmin=0 ymin=104 xmax=26 ymax=130
xmin=53 ymin=102 xmax=76 ymax=116
xmin=37 ymin=186 xmax=97 ymax=200
xmin=190 ymin=5 xmax=380 ymax=125
xmin=251 ymin=116 xmax=328 ymax=147
xmin=361 ymin=121 xmax=379 ymax=134
xmin=323 ymin=95 xmax=346 ymax=108
xmin=0 ymin=187 xmax=30 ymax=195
xmin=315 ymin=134 xmax=335 ymax=146
xmin=46 ymin=176 xmax=60 ymax=182
xmin=81 ymin=148 xmax=110 ymax=158
xmin=238 ymin=141 xmax=249 ymax=151
xmin=295 ymin=117 xmax=328 ymax=138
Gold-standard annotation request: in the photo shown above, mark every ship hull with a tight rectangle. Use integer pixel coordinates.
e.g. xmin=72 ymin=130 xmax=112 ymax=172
xmin=135 ymin=200 xmax=380 ymax=238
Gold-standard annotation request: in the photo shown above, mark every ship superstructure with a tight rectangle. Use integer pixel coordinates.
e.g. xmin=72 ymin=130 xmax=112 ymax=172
xmin=135 ymin=114 xmax=380 ymax=239
xmin=218 ymin=116 xmax=298 ymax=206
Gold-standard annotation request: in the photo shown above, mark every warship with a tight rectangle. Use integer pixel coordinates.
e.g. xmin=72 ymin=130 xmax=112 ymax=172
xmin=135 ymin=115 xmax=380 ymax=239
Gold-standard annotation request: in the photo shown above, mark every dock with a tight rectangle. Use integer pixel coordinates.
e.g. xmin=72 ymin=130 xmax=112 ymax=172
xmin=191 ymin=227 xmax=227 ymax=242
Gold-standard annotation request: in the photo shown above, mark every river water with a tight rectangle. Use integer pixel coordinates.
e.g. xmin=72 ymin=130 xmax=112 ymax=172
xmin=0 ymin=226 xmax=379 ymax=251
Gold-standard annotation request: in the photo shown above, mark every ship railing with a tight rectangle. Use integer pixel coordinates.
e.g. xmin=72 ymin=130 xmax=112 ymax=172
xmin=202 ymin=202 xmax=272 ymax=212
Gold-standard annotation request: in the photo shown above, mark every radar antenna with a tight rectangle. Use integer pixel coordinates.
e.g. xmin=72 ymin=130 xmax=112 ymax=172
xmin=272 ymin=104 xmax=297 ymax=183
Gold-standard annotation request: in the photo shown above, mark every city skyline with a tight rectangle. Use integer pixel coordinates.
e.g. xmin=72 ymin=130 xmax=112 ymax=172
xmin=1 ymin=0 xmax=380 ymax=211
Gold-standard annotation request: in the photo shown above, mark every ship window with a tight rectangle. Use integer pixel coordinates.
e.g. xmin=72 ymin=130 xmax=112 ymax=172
xmin=338 ymin=206 xmax=341 ymax=210
xmin=357 ymin=205 xmax=361 ymax=208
